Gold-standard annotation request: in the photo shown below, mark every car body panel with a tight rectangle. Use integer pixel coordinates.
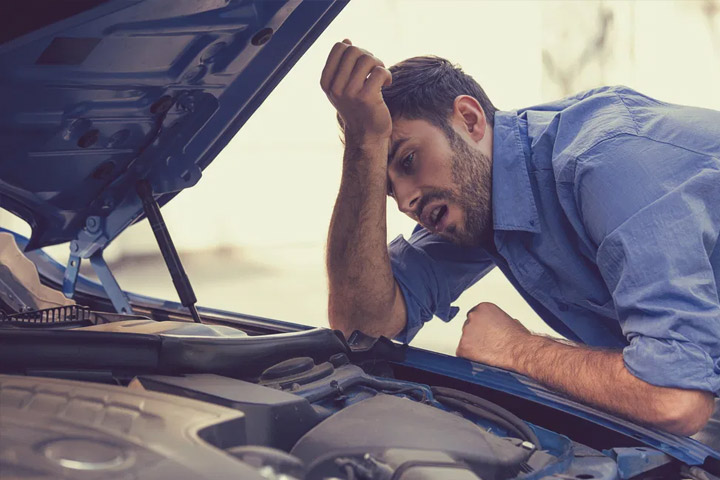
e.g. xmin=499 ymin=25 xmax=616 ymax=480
xmin=0 ymin=0 xmax=347 ymax=256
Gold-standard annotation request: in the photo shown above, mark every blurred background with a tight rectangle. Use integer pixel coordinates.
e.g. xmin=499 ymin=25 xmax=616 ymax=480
xmin=2 ymin=0 xmax=720 ymax=354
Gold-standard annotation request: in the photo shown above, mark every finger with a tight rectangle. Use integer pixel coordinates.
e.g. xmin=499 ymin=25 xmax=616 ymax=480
xmin=345 ymin=54 xmax=384 ymax=94
xmin=321 ymin=41 xmax=350 ymax=92
xmin=329 ymin=45 xmax=370 ymax=97
xmin=360 ymin=65 xmax=392 ymax=96
xmin=342 ymin=38 xmax=375 ymax=57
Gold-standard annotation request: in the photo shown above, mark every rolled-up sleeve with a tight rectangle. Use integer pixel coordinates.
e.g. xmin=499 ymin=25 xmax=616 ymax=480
xmin=576 ymin=133 xmax=720 ymax=392
xmin=388 ymin=228 xmax=495 ymax=343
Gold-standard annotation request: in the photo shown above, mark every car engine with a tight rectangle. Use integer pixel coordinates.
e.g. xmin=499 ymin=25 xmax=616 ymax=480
xmin=1 ymin=314 xmax=621 ymax=480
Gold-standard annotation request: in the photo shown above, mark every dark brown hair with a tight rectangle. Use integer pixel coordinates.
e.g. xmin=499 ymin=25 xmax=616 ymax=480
xmin=384 ymin=56 xmax=497 ymax=133
xmin=337 ymin=55 xmax=497 ymax=140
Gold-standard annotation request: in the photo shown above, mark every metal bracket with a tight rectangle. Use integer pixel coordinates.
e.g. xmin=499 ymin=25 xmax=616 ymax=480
xmin=605 ymin=447 xmax=673 ymax=479
xmin=62 ymin=249 xmax=81 ymax=299
xmin=89 ymin=250 xmax=133 ymax=314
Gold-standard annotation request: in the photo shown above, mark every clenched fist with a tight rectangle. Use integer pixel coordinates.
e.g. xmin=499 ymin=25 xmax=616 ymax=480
xmin=456 ymin=302 xmax=531 ymax=371
xmin=320 ymin=39 xmax=392 ymax=143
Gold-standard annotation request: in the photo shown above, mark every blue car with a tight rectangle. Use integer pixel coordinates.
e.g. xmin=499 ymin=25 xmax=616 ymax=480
xmin=0 ymin=1 xmax=718 ymax=479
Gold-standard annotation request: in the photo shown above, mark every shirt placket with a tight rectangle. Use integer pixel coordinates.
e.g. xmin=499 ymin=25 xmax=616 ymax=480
xmin=493 ymin=231 xmax=562 ymax=317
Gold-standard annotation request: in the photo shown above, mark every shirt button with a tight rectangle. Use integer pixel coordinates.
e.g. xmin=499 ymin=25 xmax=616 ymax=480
xmin=556 ymin=302 xmax=569 ymax=312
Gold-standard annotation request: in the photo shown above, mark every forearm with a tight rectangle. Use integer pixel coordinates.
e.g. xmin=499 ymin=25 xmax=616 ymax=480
xmin=511 ymin=336 xmax=714 ymax=435
xmin=327 ymin=138 xmax=405 ymax=338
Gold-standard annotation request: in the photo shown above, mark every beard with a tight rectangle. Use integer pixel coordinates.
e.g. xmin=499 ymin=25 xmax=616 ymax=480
xmin=442 ymin=128 xmax=493 ymax=247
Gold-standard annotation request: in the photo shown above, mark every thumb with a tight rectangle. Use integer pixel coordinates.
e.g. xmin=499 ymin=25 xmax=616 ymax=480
xmin=383 ymin=71 xmax=392 ymax=87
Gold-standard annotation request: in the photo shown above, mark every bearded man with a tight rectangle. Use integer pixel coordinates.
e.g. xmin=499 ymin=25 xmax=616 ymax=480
xmin=321 ymin=40 xmax=720 ymax=438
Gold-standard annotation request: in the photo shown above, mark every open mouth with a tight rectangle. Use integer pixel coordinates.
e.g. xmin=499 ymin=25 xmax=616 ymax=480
xmin=426 ymin=205 xmax=449 ymax=232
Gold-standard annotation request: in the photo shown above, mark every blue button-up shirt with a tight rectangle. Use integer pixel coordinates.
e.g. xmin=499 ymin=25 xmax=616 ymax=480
xmin=389 ymin=86 xmax=720 ymax=393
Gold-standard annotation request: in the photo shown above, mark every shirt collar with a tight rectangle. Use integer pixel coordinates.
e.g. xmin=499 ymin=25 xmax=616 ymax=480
xmin=491 ymin=111 xmax=541 ymax=234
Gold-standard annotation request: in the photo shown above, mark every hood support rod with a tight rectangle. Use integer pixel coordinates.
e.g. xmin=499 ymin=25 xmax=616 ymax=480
xmin=136 ymin=179 xmax=202 ymax=324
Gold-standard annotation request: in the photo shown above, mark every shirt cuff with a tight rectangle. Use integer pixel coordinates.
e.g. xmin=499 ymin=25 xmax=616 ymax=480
xmin=388 ymin=235 xmax=458 ymax=344
xmin=392 ymin=278 xmax=425 ymax=344
xmin=623 ymin=335 xmax=720 ymax=393
xmin=392 ymin=274 xmax=459 ymax=343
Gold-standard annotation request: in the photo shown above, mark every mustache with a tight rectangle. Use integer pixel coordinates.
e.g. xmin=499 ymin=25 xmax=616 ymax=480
xmin=413 ymin=190 xmax=454 ymax=219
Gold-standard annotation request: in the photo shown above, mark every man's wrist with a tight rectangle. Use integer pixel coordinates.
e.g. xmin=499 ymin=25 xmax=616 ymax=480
xmin=342 ymin=135 xmax=389 ymax=184
xmin=344 ymin=131 xmax=389 ymax=152
xmin=509 ymin=334 xmax=557 ymax=375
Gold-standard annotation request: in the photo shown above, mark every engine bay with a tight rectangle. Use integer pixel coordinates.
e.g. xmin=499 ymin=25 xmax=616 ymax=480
xmin=0 ymin=233 xmax=713 ymax=480
xmin=0 ymin=311 xmax=680 ymax=480
xmin=0 ymin=350 xmax=599 ymax=479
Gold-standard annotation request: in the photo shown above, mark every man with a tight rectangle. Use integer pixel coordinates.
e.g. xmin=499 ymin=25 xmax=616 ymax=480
xmin=321 ymin=39 xmax=720 ymax=437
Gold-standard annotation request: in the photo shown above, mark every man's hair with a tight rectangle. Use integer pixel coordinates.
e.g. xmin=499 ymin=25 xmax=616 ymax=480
xmin=382 ymin=55 xmax=497 ymax=133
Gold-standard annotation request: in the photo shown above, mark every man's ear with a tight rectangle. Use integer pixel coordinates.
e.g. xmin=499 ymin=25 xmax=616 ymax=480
xmin=452 ymin=95 xmax=486 ymax=143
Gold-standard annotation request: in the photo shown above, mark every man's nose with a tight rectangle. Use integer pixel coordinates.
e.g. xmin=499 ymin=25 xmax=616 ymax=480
xmin=393 ymin=180 xmax=421 ymax=216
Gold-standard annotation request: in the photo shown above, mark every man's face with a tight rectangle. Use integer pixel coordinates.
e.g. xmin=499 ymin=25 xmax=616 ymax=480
xmin=387 ymin=117 xmax=492 ymax=247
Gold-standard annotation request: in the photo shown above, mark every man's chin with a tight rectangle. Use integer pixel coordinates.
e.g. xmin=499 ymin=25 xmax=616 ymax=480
xmin=440 ymin=226 xmax=472 ymax=246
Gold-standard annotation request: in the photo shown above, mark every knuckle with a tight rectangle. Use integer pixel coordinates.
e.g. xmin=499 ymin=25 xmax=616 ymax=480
xmin=345 ymin=45 xmax=360 ymax=56
xmin=359 ymin=54 xmax=377 ymax=66
xmin=376 ymin=66 xmax=392 ymax=81
xmin=366 ymin=66 xmax=389 ymax=84
xmin=468 ymin=302 xmax=495 ymax=315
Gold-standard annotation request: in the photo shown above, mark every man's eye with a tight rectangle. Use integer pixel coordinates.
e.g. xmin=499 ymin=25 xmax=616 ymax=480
xmin=401 ymin=152 xmax=415 ymax=172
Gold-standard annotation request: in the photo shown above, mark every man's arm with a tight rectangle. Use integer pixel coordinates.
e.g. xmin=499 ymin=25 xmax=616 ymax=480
xmin=321 ymin=40 xmax=407 ymax=339
xmin=326 ymin=139 xmax=407 ymax=338
xmin=457 ymin=302 xmax=715 ymax=436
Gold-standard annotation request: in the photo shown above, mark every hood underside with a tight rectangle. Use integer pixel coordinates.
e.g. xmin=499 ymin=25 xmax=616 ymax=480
xmin=0 ymin=0 xmax=346 ymax=257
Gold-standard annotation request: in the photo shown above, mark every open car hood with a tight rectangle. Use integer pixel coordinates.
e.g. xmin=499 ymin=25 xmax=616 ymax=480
xmin=0 ymin=0 xmax=347 ymax=256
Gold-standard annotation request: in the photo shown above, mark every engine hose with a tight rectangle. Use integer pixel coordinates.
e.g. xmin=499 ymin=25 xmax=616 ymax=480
xmin=434 ymin=395 xmax=531 ymax=443
xmin=303 ymin=374 xmax=430 ymax=403
xmin=365 ymin=378 xmax=431 ymax=403
xmin=431 ymin=386 xmax=541 ymax=448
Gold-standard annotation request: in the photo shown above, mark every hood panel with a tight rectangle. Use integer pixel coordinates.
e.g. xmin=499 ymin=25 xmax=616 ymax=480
xmin=0 ymin=0 xmax=346 ymax=255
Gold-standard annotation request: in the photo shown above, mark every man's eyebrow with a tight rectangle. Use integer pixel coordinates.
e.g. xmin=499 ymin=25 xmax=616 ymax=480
xmin=388 ymin=137 xmax=409 ymax=165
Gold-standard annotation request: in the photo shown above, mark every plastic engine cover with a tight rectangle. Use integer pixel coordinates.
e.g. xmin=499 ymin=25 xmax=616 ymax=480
xmin=0 ymin=375 xmax=268 ymax=479
xmin=291 ymin=394 xmax=530 ymax=479
xmin=133 ymin=373 xmax=319 ymax=450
